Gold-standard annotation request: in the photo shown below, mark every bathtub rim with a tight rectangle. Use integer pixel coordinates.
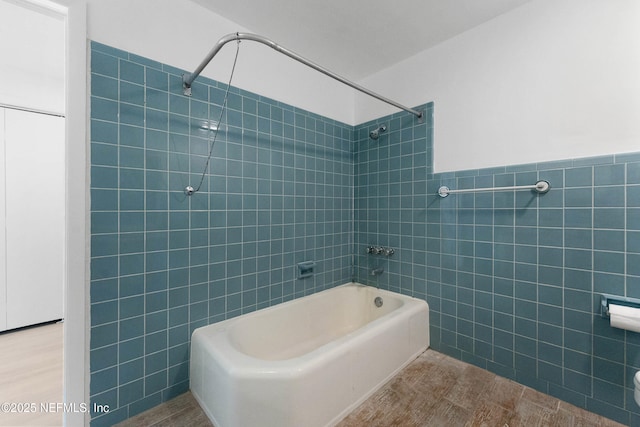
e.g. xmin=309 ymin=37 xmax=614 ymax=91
xmin=190 ymin=282 xmax=429 ymax=370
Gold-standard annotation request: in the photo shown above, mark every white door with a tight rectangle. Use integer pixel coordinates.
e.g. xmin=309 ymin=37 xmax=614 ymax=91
xmin=3 ymin=107 xmax=64 ymax=330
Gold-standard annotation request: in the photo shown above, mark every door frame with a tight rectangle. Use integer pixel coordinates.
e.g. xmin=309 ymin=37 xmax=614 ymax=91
xmin=56 ymin=0 xmax=88 ymax=425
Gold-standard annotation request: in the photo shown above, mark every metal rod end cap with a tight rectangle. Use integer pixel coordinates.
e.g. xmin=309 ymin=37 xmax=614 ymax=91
xmin=534 ymin=180 xmax=551 ymax=194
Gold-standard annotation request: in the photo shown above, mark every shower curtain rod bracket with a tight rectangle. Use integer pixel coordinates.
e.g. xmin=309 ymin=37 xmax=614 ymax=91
xmin=182 ymin=76 xmax=192 ymax=97
xmin=182 ymin=32 xmax=423 ymax=119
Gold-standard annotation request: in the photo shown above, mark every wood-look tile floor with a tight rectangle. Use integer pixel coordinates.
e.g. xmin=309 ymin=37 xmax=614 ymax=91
xmin=117 ymin=349 xmax=625 ymax=427
xmin=0 ymin=322 xmax=63 ymax=427
xmin=339 ymin=350 xmax=624 ymax=427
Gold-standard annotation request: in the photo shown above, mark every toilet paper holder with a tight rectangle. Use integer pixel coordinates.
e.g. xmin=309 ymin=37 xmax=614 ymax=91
xmin=600 ymin=294 xmax=640 ymax=318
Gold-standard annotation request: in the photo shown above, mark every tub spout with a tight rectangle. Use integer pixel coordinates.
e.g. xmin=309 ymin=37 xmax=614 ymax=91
xmin=371 ymin=267 xmax=384 ymax=276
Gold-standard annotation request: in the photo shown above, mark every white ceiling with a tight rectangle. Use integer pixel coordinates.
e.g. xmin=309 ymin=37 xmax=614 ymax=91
xmin=190 ymin=0 xmax=533 ymax=80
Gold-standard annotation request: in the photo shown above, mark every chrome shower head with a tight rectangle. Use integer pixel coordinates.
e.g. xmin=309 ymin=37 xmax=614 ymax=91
xmin=369 ymin=125 xmax=387 ymax=140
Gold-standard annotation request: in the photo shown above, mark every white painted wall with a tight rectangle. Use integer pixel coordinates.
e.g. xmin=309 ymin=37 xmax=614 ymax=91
xmin=0 ymin=0 xmax=65 ymax=114
xmin=85 ymin=0 xmax=356 ymax=124
xmin=86 ymin=0 xmax=640 ymax=170
xmin=355 ymin=0 xmax=640 ymax=173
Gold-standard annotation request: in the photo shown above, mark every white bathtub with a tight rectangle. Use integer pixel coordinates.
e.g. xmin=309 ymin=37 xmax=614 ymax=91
xmin=190 ymin=282 xmax=429 ymax=427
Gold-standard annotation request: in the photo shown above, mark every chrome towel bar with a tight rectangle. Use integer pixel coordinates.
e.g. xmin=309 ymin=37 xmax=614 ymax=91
xmin=438 ymin=180 xmax=550 ymax=198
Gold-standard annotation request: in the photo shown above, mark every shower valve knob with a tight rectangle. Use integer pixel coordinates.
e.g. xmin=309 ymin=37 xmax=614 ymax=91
xmin=366 ymin=246 xmax=394 ymax=256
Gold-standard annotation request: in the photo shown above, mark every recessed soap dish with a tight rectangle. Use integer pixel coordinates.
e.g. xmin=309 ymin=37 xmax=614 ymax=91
xmin=297 ymin=261 xmax=316 ymax=279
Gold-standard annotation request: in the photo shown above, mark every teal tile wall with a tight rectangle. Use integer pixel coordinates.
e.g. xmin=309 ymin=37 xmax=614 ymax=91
xmin=354 ymin=108 xmax=640 ymax=425
xmin=90 ymin=39 xmax=640 ymax=427
xmin=89 ymin=42 xmax=354 ymax=426
xmin=353 ymin=104 xmax=434 ymax=296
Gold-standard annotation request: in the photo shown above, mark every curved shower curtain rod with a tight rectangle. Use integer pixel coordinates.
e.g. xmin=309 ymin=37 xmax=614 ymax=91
xmin=182 ymin=32 xmax=424 ymax=120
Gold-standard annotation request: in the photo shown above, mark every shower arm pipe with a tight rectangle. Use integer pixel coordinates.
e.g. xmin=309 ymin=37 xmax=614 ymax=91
xmin=182 ymin=32 xmax=424 ymax=120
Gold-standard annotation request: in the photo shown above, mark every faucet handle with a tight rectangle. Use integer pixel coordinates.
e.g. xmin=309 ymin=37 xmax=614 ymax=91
xmin=366 ymin=245 xmax=394 ymax=256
